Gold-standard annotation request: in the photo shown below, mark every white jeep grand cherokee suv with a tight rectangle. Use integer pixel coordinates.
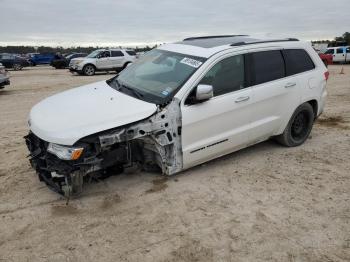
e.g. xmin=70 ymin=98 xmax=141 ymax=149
xmin=69 ymin=48 xmax=137 ymax=76
xmin=26 ymin=35 xmax=328 ymax=197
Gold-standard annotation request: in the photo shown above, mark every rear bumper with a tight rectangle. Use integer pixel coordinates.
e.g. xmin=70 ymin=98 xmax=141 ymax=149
xmin=0 ymin=76 xmax=10 ymax=86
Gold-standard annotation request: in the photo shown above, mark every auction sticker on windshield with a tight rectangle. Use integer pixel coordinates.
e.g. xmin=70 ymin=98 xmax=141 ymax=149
xmin=180 ymin=57 xmax=203 ymax=68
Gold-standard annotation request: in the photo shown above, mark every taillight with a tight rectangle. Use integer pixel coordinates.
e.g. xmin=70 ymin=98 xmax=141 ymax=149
xmin=324 ymin=71 xmax=329 ymax=81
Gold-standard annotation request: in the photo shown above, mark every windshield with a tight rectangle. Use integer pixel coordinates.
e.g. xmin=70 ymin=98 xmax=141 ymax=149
xmin=324 ymin=49 xmax=334 ymax=54
xmin=112 ymin=49 xmax=206 ymax=104
xmin=87 ymin=50 xmax=101 ymax=58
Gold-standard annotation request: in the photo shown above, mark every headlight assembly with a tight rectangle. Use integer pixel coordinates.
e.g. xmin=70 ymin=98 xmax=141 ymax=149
xmin=47 ymin=143 xmax=84 ymax=160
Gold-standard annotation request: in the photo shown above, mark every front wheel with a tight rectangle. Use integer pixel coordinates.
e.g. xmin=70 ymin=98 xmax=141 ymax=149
xmin=83 ymin=65 xmax=95 ymax=76
xmin=276 ymin=103 xmax=314 ymax=147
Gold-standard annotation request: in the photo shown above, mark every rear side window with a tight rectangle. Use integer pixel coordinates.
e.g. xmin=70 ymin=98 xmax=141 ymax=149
xmin=126 ymin=51 xmax=136 ymax=56
xmin=250 ymin=50 xmax=285 ymax=85
xmin=336 ymin=48 xmax=344 ymax=54
xmin=347 ymin=47 xmax=350 ymax=53
xmin=111 ymin=51 xmax=124 ymax=57
xmin=282 ymin=49 xmax=315 ymax=76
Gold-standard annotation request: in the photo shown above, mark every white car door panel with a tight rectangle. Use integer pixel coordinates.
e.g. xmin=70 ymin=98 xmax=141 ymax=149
xmin=249 ymin=78 xmax=300 ymax=139
xmin=182 ymin=88 xmax=253 ymax=169
xmin=109 ymin=51 xmax=126 ymax=68
xmin=96 ymin=58 xmax=110 ymax=69
xmin=181 ymin=54 xmax=255 ymax=168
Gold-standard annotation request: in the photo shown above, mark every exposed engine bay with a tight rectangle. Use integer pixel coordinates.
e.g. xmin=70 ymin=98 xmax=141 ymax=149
xmin=25 ymin=99 xmax=183 ymax=198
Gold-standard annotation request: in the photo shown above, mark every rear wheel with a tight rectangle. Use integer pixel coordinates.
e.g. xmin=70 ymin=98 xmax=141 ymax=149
xmin=83 ymin=64 xmax=95 ymax=76
xmin=276 ymin=103 xmax=314 ymax=147
xmin=13 ymin=63 xmax=23 ymax=71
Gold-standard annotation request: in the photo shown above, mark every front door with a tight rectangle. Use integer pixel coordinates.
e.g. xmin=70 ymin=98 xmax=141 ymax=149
xmin=96 ymin=51 xmax=111 ymax=69
xmin=181 ymin=54 xmax=253 ymax=169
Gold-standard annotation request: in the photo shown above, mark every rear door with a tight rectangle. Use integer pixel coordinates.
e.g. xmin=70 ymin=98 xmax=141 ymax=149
xmin=246 ymin=49 xmax=301 ymax=140
xmin=110 ymin=50 xmax=125 ymax=69
xmin=334 ymin=47 xmax=345 ymax=62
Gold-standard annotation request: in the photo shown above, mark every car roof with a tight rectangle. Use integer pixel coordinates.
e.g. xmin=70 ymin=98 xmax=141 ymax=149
xmin=158 ymin=35 xmax=304 ymax=58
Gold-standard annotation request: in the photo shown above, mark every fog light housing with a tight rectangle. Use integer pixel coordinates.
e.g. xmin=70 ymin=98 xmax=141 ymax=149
xmin=47 ymin=143 xmax=83 ymax=160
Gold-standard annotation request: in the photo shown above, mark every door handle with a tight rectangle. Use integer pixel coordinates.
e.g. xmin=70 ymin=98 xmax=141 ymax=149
xmin=285 ymin=82 xmax=296 ymax=88
xmin=235 ymin=96 xmax=250 ymax=103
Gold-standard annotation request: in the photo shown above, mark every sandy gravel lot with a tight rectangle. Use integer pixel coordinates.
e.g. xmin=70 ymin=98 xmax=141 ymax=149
xmin=0 ymin=65 xmax=349 ymax=262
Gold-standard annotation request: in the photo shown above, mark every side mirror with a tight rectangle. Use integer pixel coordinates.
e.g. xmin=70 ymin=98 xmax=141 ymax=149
xmin=196 ymin=84 xmax=213 ymax=102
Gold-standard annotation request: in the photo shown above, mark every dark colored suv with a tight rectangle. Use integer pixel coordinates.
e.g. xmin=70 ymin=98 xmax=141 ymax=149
xmin=28 ymin=53 xmax=55 ymax=66
xmin=0 ymin=53 xmax=30 ymax=70
xmin=50 ymin=53 xmax=87 ymax=69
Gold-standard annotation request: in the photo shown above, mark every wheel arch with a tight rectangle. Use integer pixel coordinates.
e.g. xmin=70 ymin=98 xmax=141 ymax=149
xmin=306 ymin=99 xmax=318 ymax=119
xmin=83 ymin=63 xmax=96 ymax=70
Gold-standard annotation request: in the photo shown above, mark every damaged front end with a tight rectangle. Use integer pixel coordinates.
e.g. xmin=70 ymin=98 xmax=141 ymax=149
xmin=25 ymin=100 xmax=183 ymax=198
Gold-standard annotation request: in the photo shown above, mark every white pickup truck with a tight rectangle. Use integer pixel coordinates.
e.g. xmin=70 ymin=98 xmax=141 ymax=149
xmin=324 ymin=46 xmax=350 ymax=63
xmin=69 ymin=49 xmax=137 ymax=75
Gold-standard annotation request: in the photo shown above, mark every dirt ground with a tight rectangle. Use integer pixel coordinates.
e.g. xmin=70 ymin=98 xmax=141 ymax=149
xmin=0 ymin=65 xmax=349 ymax=262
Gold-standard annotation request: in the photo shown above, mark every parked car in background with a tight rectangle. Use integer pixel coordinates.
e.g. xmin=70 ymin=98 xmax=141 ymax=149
xmin=324 ymin=46 xmax=350 ymax=63
xmin=0 ymin=63 xmax=10 ymax=89
xmin=69 ymin=49 xmax=137 ymax=76
xmin=50 ymin=53 xmax=87 ymax=69
xmin=28 ymin=53 xmax=55 ymax=66
xmin=314 ymin=49 xmax=333 ymax=67
xmin=26 ymin=36 xmax=328 ymax=197
xmin=0 ymin=53 xmax=29 ymax=70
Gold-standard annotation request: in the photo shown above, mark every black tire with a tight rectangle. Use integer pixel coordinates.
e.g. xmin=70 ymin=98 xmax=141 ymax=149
xmin=276 ymin=103 xmax=314 ymax=147
xmin=83 ymin=64 xmax=95 ymax=76
xmin=13 ymin=63 xmax=23 ymax=71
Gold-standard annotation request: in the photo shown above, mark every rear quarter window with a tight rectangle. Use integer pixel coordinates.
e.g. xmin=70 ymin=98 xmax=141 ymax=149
xmin=126 ymin=51 xmax=136 ymax=56
xmin=282 ymin=49 xmax=315 ymax=76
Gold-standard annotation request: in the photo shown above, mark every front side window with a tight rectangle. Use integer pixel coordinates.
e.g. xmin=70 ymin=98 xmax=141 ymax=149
xmin=199 ymin=55 xmax=245 ymax=96
xmin=111 ymin=49 xmax=206 ymax=104
xmin=251 ymin=50 xmax=285 ymax=85
xmin=87 ymin=50 xmax=101 ymax=58
xmin=282 ymin=49 xmax=315 ymax=76
xmin=346 ymin=47 xmax=350 ymax=53
xmin=100 ymin=51 xmax=110 ymax=58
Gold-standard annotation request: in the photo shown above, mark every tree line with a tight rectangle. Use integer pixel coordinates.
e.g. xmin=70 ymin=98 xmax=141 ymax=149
xmin=312 ymin=32 xmax=350 ymax=47
xmin=0 ymin=45 xmax=157 ymax=55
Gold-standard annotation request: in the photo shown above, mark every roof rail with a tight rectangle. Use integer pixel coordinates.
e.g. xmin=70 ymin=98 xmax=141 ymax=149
xmin=230 ymin=38 xmax=299 ymax=46
xmin=183 ymin=35 xmax=248 ymax=41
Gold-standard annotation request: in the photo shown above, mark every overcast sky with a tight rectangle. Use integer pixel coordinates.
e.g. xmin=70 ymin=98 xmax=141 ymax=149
xmin=0 ymin=0 xmax=348 ymax=47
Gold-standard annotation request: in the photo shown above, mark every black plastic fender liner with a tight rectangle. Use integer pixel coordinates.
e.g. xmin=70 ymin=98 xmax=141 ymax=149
xmin=37 ymin=172 xmax=65 ymax=195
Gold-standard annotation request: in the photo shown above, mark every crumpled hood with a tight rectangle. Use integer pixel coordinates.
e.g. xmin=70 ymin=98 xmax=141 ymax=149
xmin=29 ymin=81 xmax=157 ymax=145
